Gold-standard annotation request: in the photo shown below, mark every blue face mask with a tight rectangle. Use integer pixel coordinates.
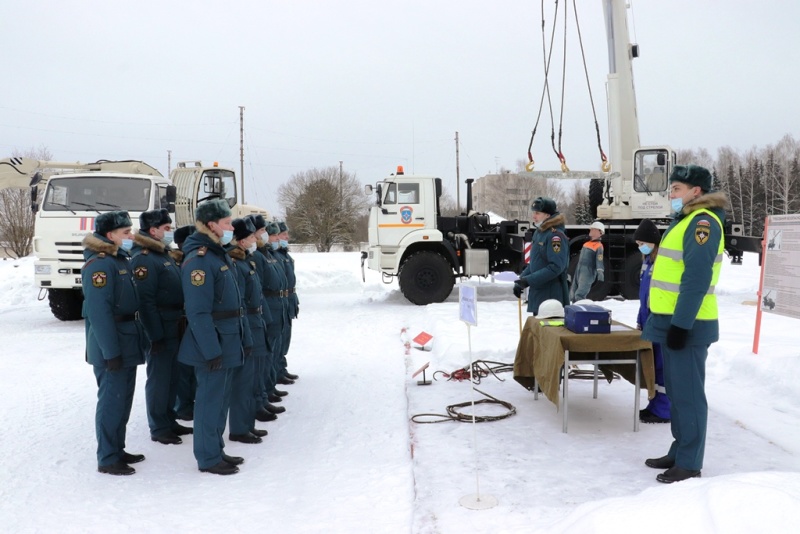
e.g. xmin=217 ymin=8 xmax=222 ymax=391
xmin=270 ymin=241 xmax=280 ymax=250
xmin=670 ymin=198 xmax=684 ymax=213
xmin=279 ymin=239 xmax=288 ymax=249
xmin=120 ymin=239 xmax=134 ymax=251
xmin=162 ymin=231 xmax=174 ymax=245
xmin=220 ymin=230 xmax=234 ymax=245
xmin=638 ymin=244 xmax=653 ymax=255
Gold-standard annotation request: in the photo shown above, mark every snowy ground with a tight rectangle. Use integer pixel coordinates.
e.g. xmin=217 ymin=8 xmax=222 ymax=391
xmin=1 ymin=251 xmax=799 ymax=533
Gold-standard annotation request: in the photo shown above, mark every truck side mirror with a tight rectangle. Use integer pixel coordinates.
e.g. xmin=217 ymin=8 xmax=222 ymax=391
xmin=364 ymin=184 xmax=373 ymax=195
xmin=166 ymin=185 xmax=177 ymax=213
xmin=30 ymin=185 xmax=39 ymax=213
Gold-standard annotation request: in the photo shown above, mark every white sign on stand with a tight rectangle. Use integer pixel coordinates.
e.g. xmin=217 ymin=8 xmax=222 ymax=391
xmin=457 ymin=284 xmax=498 ymax=510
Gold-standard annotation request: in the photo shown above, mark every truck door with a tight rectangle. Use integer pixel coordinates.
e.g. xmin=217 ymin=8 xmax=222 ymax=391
xmin=376 ymin=180 xmax=429 ymax=248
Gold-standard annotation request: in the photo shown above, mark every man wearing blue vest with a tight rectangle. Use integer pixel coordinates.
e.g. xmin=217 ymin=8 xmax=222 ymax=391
xmin=642 ymin=165 xmax=726 ymax=484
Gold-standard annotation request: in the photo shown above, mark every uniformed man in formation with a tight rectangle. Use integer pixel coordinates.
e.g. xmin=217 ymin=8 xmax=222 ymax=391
xmin=260 ymin=221 xmax=291 ymax=408
xmin=172 ymin=224 xmax=196 ymax=422
xmin=227 ymin=217 xmax=269 ymax=444
xmin=82 ymin=211 xmax=149 ymax=476
xmin=177 ymin=199 xmax=246 ymax=475
xmin=130 ymin=209 xmax=192 ymax=446
xmin=274 ymin=221 xmax=300 ymax=384
xmin=83 ymin=208 xmax=303 ymax=475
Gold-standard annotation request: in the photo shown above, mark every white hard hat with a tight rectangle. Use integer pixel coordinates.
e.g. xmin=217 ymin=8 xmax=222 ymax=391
xmin=590 ymin=221 xmax=605 ymax=234
xmin=535 ymin=299 xmax=565 ymax=319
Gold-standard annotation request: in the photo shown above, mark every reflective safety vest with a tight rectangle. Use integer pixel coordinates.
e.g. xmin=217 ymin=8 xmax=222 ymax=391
xmin=649 ymin=208 xmax=724 ymax=319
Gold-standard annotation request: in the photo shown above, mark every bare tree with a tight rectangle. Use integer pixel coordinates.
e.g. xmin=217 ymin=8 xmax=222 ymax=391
xmin=278 ymin=166 xmax=369 ymax=252
xmin=0 ymin=145 xmax=52 ymax=258
xmin=476 ymin=171 xmax=566 ymax=220
xmin=564 ymin=180 xmax=594 ymax=224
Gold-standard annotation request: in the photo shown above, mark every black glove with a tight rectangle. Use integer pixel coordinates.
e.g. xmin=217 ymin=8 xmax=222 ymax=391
xmin=666 ymin=325 xmax=689 ymax=350
xmin=295 ymin=306 xmax=299 ymax=319
xmin=517 ymin=278 xmax=530 ymax=289
xmin=106 ymin=356 xmax=123 ymax=371
xmin=513 ymin=284 xmax=523 ymax=299
xmin=207 ymin=355 xmax=223 ymax=371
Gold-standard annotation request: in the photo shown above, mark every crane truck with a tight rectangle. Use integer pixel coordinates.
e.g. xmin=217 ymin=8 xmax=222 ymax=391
xmin=361 ymin=0 xmax=762 ymax=305
xmin=0 ymin=157 xmax=267 ymax=321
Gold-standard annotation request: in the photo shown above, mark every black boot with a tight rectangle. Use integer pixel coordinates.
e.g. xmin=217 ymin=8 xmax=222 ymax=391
xmin=120 ymin=451 xmax=145 ymax=464
xmin=250 ymin=428 xmax=268 ymax=437
xmin=171 ymin=423 xmax=194 ymax=436
xmin=645 ymin=455 xmax=675 ymax=469
xmin=268 ymin=393 xmax=283 ymax=404
xmin=151 ymin=432 xmax=182 ymax=445
xmin=656 ymin=466 xmax=701 ymax=483
xmin=278 ymin=376 xmax=295 ymax=385
xmin=200 ymin=461 xmax=239 ymax=475
xmin=266 ymin=402 xmax=286 ymax=414
xmin=284 ymin=371 xmax=299 ymax=380
xmin=274 ymin=389 xmax=288 ymax=397
xmin=98 ymin=462 xmax=135 ymax=476
xmin=222 ymin=453 xmax=244 ymax=466
xmin=229 ymin=432 xmax=263 ymax=444
xmin=255 ymin=409 xmax=278 ymax=422
xmin=639 ymin=409 xmax=670 ymax=424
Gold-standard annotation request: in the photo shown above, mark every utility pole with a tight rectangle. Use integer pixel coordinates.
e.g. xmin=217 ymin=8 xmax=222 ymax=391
xmin=455 ymin=131 xmax=461 ymax=213
xmin=339 ymin=160 xmax=344 ymax=209
xmin=167 ymin=150 xmax=172 ymax=176
xmin=239 ymin=105 xmax=245 ymax=203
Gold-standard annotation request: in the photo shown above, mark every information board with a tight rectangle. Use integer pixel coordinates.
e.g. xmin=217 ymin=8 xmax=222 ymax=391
xmin=760 ymin=214 xmax=800 ymax=320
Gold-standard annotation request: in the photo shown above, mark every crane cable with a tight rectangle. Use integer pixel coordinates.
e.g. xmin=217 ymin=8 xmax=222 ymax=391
xmin=572 ymin=0 xmax=611 ymax=172
xmin=526 ymin=0 xmax=561 ymax=172
xmin=553 ymin=0 xmax=569 ymax=172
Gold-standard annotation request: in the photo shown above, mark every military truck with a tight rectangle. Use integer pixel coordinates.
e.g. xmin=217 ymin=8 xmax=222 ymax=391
xmin=0 ymin=157 xmax=268 ymax=320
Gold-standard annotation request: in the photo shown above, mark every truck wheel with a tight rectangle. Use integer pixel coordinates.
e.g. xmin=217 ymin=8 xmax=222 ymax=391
xmin=621 ymin=252 xmax=643 ymax=300
xmin=48 ymin=288 xmax=84 ymax=321
xmin=399 ymin=251 xmax=455 ymax=305
xmin=589 ymin=179 xmax=605 ymax=219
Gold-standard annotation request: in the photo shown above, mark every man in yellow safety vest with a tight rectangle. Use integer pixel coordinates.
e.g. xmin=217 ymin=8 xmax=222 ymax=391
xmin=641 ymin=164 xmax=726 ymax=484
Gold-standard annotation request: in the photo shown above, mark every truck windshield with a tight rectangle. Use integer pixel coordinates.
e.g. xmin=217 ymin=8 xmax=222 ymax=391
xmin=43 ymin=176 xmax=152 ymax=212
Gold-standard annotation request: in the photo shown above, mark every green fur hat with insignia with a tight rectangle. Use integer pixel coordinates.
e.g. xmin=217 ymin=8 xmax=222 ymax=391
xmin=95 ymin=210 xmax=132 ymax=235
xmin=195 ymin=199 xmax=232 ymax=224
xmin=531 ymin=196 xmax=557 ymax=215
xmin=266 ymin=221 xmax=280 ymax=236
xmin=277 ymin=221 xmax=288 ymax=233
xmin=139 ymin=208 xmax=172 ymax=231
xmin=669 ymin=165 xmax=712 ymax=192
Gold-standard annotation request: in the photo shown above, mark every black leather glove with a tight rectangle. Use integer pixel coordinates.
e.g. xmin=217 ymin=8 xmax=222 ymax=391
xmin=517 ymin=278 xmax=530 ymax=289
xmin=666 ymin=325 xmax=689 ymax=350
xmin=513 ymin=284 xmax=523 ymax=299
xmin=207 ymin=355 xmax=223 ymax=371
xmin=107 ymin=356 xmax=123 ymax=371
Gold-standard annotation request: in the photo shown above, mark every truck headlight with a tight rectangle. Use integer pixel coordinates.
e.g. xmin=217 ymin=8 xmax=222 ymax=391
xmin=35 ymin=265 xmax=51 ymax=275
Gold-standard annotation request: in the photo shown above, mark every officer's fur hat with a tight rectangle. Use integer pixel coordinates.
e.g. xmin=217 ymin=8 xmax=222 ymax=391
xmin=95 ymin=210 xmax=132 ymax=236
xmin=531 ymin=196 xmax=557 ymax=215
xmin=232 ymin=217 xmax=256 ymax=241
xmin=249 ymin=214 xmax=267 ymax=230
xmin=174 ymin=225 xmax=195 ymax=247
xmin=195 ymin=199 xmax=232 ymax=224
xmin=266 ymin=221 xmax=281 ymax=236
xmin=139 ymin=208 xmax=172 ymax=231
xmin=669 ymin=165 xmax=712 ymax=193
xmin=277 ymin=221 xmax=288 ymax=233
xmin=634 ymin=218 xmax=661 ymax=244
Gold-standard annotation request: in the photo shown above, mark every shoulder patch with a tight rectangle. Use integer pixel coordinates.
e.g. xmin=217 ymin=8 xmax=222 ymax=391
xmin=190 ymin=269 xmax=206 ymax=286
xmin=695 ymin=227 xmax=710 ymax=245
xmin=92 ymin=272 xmax=107 ymax=288
xmin=134 ymin=266 xmax=148 ymax=280
xmin=552 ymin=238 xmax=562 ymax=253
xmin=197 ymin=247 xmax=207 ymax=257
xmin=697 ymin=219 xmax=711 ymax=227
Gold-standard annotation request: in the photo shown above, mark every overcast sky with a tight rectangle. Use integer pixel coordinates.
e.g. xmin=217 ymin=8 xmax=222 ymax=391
xmin=2 ymin=0 xmax=799 ymax=216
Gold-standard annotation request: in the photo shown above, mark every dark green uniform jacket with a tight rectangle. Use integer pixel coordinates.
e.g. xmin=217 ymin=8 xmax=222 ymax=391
xmin=518 ymin=212 xmax=570 ymax=314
